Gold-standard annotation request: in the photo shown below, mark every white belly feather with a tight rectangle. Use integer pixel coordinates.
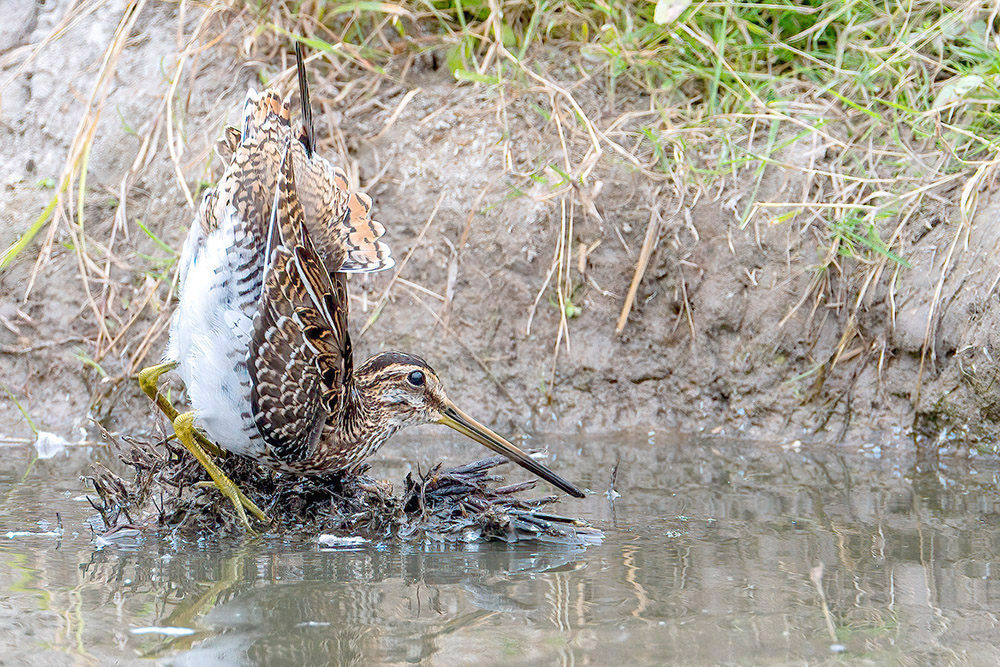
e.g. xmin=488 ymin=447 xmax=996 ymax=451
xmin=165 ymin=216 xmax=265 ymax=458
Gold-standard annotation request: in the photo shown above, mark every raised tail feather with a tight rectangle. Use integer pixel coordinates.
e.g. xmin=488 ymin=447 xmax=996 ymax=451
xmin=242 ymin=88 xmax=291 ymax=141
xmin=332 ymin=192 xmax=394 ymax=273
xmin=289 ymin=45 xmax=394 ymax=274
xmin=200 ymin=57 xmax=394 ymax=275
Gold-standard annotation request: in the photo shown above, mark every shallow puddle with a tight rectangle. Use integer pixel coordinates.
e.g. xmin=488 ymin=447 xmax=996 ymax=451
xmin=1 ymin=430 xmax=998 ymax=665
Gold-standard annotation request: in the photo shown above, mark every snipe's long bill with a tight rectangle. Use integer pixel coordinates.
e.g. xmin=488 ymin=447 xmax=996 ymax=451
xmin=436 ymin=403 xmax=582 ymax=498
xmin=138 ymin=45 xmax=584 ymax=531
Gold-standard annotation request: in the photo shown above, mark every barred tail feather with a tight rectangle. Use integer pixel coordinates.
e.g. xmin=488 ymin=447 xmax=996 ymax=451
xmin=241 ymin=88 xmax=291 ymax=142
xmin=336 ymin=192 xmax=395 ymax=273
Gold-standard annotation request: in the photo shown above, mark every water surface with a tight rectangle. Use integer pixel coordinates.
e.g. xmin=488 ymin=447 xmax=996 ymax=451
xmin=2 ymin=430 xmax=998 ymax=665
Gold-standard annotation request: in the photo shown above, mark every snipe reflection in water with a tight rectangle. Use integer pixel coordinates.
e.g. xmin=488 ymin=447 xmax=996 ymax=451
xmin=80 ymin=543 xmax=590 ymax=665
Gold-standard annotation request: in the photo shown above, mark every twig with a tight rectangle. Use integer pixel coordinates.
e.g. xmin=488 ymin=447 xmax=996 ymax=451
xmin=616 ymin=192 xmax=664 ymax=334
xmin=397 ymin=282 xmax=518 ymax=406
xmin=0 ymin=337 xmax=88 ymax=354
xmin=369 ymin=87 xmax=421 ymax=141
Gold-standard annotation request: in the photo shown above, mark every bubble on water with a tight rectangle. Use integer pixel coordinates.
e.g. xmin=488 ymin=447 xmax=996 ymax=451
xmin=6 ymin=530 xmax=61 ymax=539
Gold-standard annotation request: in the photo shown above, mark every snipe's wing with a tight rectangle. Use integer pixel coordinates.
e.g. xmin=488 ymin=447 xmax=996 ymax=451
xmin=248 ymin=139 xmax=357 ymax=461
xmin=211 ymin=104 xmax=394 ymax=277
xmin=244 ymin=47 xmax=394 ymax=464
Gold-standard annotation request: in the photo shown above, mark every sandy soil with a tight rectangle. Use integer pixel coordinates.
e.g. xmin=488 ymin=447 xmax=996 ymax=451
xmin=0 ymin=1 xmax=990 ymax=454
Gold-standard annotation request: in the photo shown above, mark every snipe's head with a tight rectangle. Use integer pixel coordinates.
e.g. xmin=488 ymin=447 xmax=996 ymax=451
xmin=356 ymin=352 xmax=585 ymax=498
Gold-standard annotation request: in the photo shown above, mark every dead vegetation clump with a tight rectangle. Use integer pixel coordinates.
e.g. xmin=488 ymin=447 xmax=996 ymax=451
xmin=86 ymin=432 xmax=601 ymax=545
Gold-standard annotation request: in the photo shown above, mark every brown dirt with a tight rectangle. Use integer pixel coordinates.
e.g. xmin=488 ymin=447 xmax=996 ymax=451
xmin=0 ymin=0 xmax=992 ymax=463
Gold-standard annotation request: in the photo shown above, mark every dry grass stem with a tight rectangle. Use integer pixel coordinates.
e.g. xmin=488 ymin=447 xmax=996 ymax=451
xmin=617 ymin=196 xmax=664 ymax=335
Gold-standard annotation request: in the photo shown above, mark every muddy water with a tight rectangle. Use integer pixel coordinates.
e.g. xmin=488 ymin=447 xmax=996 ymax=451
xmin=1 ymin=430 xmax=999 ymax=665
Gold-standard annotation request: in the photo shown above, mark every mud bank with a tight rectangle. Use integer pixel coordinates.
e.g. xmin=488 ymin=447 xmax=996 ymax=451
xmin=0 ymin=1 xmax=992 ymax=454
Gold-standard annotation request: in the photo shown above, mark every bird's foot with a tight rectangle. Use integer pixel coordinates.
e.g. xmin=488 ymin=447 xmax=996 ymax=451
xmin=173 ymin=412 xmax=270 ymax=533
xmin=193 ymin=480 xmax=269 ymax=523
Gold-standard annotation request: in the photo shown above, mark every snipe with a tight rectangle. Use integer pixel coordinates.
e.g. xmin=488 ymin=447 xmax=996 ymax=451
xmin=139 ymin=46 xmax=584 ymax=531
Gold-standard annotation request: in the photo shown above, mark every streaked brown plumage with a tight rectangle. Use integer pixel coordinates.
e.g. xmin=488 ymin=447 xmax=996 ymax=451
xmin=139 ymin=46 xmax=584 ymax=530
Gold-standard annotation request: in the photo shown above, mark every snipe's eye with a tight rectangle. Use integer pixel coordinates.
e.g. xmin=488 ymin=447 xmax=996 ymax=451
xmin=407 ymin=370 xmax=425 ymax=387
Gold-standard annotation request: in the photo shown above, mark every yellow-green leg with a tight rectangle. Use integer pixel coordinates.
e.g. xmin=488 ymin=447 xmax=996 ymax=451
xmin=138 ymin=361 xmax=222 ymax=457
xmin=139 ymin=361 xmax=180 ymax=421
xmin=173 ymin=412 xmax=269 ymax=532
xmin=139 ymin=362 xmax=268 ymax=530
